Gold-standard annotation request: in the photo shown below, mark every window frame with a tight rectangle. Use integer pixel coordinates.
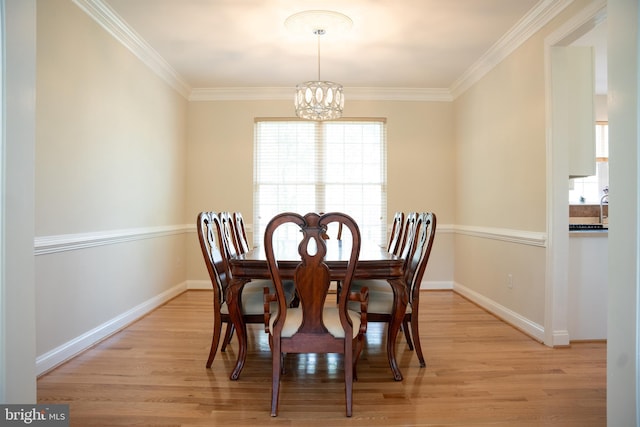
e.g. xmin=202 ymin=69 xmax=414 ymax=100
xmin=253 ymin=118 xmax=388 ymax=246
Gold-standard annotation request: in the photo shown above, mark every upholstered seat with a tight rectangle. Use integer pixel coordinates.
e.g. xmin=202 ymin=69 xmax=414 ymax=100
xmin=268 ymin=306 xmax=363 ymax=339
xmin=221 ymin=280 xmax=293 ymax=315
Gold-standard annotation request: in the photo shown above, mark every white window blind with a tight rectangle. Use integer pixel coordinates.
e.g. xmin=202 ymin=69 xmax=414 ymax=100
xmin=254 ymin=119 xmax=387 ymax=246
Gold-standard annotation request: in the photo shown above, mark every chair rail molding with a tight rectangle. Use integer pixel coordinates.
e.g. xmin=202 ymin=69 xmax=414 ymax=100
xmin=34 ymin=224 xmax=192 ymax=255
xmin=454 ymin=224 xmax=547 ymax=247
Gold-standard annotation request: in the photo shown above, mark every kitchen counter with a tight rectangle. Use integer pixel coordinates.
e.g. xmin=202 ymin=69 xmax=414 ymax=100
xmin=569 ymin=227 xmax=608 ymax=235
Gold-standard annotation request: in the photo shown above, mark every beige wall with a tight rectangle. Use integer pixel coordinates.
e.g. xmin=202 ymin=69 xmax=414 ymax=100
xmin=34 ymin=0 xmax=188 ymax=366
xmin=36 ymin=0 xmax=187 ymax=234
xmin=452 ymin=20 xmax=549 ymax=327
xmin=186 ymin=99 xmax=456 ymax=285
xmin=451 ymin=1 xmax=599 ymax=332
xmin=454 ymin=37 xmax=547 ymax=231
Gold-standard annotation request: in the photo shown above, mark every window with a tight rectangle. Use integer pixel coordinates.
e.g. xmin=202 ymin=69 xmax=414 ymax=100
xmin=254 ymin=119 xmax=387 ymax=245
xmin=569 ymin=122 xmax=609 ymax=204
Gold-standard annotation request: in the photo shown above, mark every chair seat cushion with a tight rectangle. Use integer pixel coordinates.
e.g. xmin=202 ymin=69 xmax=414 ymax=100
xmin=348 ymin=289 xmax=412 ymax=315
xmin=351 ymin=279 xmax=393 ymax=293
xmin=222 ymin=289 xmax=266 ymax=315
xmin=269 ymin=306 xmax=362 ymax=339
xmin=221 ymin=279 xmax=294 ymax=315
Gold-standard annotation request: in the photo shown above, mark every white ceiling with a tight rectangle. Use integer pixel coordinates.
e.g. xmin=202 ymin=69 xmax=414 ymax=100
xmin=88 ymin=0 xmax=605 ymax=97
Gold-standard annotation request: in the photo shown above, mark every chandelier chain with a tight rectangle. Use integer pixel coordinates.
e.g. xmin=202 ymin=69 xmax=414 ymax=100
xmin=314 ymin=29 xmax=325 ymax=81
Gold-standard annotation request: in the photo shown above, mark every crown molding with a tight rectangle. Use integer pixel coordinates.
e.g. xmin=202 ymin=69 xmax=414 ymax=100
xmin=545 ymin=0 xmax=606 ymax=46
xmin=347 ymin=87 xmax=453 ymax=102
xmin=450 ymin=0 xmax=575 ymax=99
xmin=189 ymin=86 xmax=453 ymax=102
xmin=72 ymin=0 xmax=191 ymax=98
xmin=74 ymin=0 xmax=572 ymax=103
xmin=189 ymin=87 xmax=292 ymax=101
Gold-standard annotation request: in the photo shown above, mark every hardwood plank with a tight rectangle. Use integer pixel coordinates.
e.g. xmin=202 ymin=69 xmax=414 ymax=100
xmin=37 ymin=290 xmax=606 ymax=426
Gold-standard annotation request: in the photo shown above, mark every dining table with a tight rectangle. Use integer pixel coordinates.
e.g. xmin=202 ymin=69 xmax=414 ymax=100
xmin=226 ymin=239 xmax=408 ymax=381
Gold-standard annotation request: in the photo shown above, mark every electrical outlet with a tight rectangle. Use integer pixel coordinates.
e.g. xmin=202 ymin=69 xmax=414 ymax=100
xmin=507 ymin=273 xmax=513 ymax=289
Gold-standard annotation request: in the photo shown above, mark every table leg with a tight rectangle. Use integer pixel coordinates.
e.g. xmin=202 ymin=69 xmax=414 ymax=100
xmin=226 ymin=277 xmax=250 ymax=380
xmin=387 ymin=277 xmax=408 ymax=381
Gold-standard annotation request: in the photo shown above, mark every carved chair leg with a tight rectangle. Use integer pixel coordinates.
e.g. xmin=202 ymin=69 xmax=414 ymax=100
xmin=411 ymin=314 xmax=426 ymax=367
xmin=344 ymin=348 xmax=354 ymax=417
xmin=271 ymin=348 xmax=282 ymax=417
xmin=353 ymin=336 xmax=364 ymax=381
xmin=281 ymin=352 xmax=286 ymax=375
xmin=402 ymin=318 xmax=414 ymax=350
xmin=221 ymin=323 xmax=235 ymax=352
xmin=206 ymin=319 xmax=222 ymax=368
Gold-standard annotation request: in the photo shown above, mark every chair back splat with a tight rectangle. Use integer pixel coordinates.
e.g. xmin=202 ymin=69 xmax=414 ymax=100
xmin=219 ymin=212 xmax=239 ymax=258
xmin=263 ymin=212 xmax=368 ymax=417
xmin=386 ymin=211 xmax=405 ymax=255
xmin=397 ymin=212 xmax=417 ymax=261
xmin=233 ymin=211 xmax=251 ymax=254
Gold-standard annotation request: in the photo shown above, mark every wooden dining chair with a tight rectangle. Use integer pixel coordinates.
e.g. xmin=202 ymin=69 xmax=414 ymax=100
xmin=334 ymin=212 xmax=405 ymax=303
xmin=387 ymin=211 xmax=405 ymax=255
xmin=351 ymin=212 xmax=436 ymax=367
xmin=219 ymin=211 xmax=240 ymax=258
xmin=232 ymin=211 xmax=251 ymax=254
xmin=196 ymin=211 xmax=294 ymax=367
xmin=396 ymin=212 xmax=418 ymax=259
xmin=347 ymin=212 xmax=419 ymax=297
xmin=262 ymin=212 xmax=369 ymax=417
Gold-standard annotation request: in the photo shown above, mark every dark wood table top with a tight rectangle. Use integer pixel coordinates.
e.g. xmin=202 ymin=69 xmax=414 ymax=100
xmin=229 ymin=240 xmax=404 ymax=280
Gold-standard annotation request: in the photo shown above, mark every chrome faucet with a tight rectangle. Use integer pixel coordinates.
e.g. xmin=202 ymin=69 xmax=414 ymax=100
xmin=599 ymin=187 xmax=609 ymax=224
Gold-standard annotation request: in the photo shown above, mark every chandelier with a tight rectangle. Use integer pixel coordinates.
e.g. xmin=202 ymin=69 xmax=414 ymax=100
xmin=285 ymin=11 xmax=352 ymax=121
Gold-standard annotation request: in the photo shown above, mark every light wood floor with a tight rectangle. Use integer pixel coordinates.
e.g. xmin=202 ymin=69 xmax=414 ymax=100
xmin=37 ymin=290 xmax=606 ymax=426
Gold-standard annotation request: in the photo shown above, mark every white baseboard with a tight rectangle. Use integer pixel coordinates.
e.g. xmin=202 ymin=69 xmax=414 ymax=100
xmin=453 ymin=281 xmax=545 ymax=342
xmin=550 ymin=329 xmax=571 ymax=347
xmin=36 ymin=281 xmax=188 ymax=376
